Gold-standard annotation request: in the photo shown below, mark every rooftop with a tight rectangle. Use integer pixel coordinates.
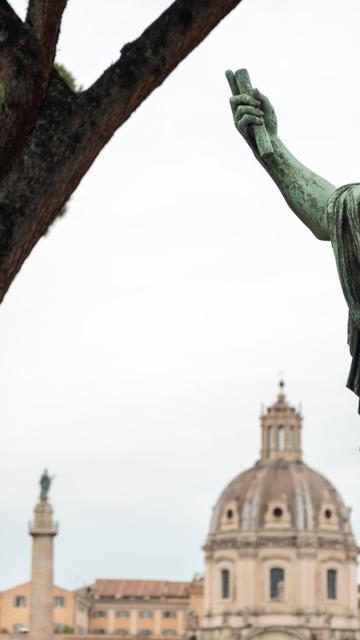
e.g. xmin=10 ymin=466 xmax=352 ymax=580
xmin=87 ymin=579 xmax=190 ymax=599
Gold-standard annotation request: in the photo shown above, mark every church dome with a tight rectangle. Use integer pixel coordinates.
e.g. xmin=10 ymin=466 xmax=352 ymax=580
xmin=209 ymin=382 xmax=353 ymax=538
xmin=201 ymin=383 xmax=359 ymax=640
xmin=209 ymin=458 xmax=351 ymax=535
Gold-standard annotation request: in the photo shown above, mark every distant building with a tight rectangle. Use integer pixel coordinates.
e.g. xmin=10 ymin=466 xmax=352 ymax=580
xmin=81 ymin=579 xmax=202 ymax=636
xmin=0 ymin=578 xmax=203 ymax=638
xmin=1 ymin=383 xmax=359 ymax=640
xmin=200 ymin=382 xmax=360 ymax=640
xmin=0 ymin=582 xmax=89 ymax=635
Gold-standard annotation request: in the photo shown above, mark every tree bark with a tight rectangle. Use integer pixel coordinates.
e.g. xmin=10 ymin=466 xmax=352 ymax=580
xmin=26 ymin=0 xmax=68 ymax=81
xmin=0 ymin=0 xmax=244 ymax=302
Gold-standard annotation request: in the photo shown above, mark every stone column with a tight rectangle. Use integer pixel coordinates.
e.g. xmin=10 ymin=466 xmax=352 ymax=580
xmin=29 ymin=500 xmax=58 ymax=640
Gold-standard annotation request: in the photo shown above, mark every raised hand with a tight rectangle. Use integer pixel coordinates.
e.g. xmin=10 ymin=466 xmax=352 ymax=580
xmin=226 ymin=67 xmax=277 ymax=159
xmin=230 ymin=88 xmax=277 ymax=154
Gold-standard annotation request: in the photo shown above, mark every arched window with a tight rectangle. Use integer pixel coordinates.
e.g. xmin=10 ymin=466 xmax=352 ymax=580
xmin=277 ymin=425 xmax=285 ymax=450
xmin=221 ymin=569 xmax=230 ymax=599
xmin=289 ymin=425 xmax=296 ymax=449
xmin=270 ymin=567 xmax=284 ymax=600
xmin=267 ymin=425 xmax=272 ymax=450
xmin=327 ymin=569 xmax=337 ymax=600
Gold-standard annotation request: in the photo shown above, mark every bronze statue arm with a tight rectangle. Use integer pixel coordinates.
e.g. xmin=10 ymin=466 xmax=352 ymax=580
xmin=230 ymin=87 xmax=335 ymax=241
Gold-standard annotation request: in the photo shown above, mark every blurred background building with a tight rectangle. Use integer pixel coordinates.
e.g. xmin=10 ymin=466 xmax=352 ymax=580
xmin=0 ymin=578 xmax=203 ymax=638
xmin=0 ymin=384 xmax=359 ymax=639
xmin=200 ymin=382 xmax=360 ymax=639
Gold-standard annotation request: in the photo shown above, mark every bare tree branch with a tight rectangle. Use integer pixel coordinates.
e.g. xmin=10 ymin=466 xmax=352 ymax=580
xmin=84 ymin=0 xmax=244 ymax=143
xmin=0 ymin=0 xmax=244 ymax=301
xmin=0 ymin=0 xmax=19 ymax=19
xmin=0 ymin=5 xmax=44 ymax=173
xmin=0 ymin=1 xmax=69 ymax=175
xmin=26 ymin=0 xmax=68 ymax=79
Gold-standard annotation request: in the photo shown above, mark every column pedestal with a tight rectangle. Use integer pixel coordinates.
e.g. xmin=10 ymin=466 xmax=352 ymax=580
xmin=29 ymin=500 xmax=58 ymax=640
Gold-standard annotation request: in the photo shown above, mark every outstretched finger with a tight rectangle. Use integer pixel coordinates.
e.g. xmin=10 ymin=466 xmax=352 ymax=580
xmin=225 ymin=70 xmax=239 ymax=97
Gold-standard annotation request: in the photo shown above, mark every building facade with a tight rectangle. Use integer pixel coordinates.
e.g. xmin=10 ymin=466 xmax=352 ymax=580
xmin=84 ymin=579 xmax=197 ymax=637
xmin=0 ymin=582 xmax=89 ymax=635
xmin=200 ymin=383 xmax=360 ymax=640
xmin=0 ymin=578 xmax=203 ymax=638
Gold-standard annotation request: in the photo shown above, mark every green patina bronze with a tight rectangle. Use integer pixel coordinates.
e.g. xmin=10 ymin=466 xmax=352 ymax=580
xmin=39 ymin=469 xmax=54 ymax=501
xmin=226 ymin=68 xmax=360 ymax=413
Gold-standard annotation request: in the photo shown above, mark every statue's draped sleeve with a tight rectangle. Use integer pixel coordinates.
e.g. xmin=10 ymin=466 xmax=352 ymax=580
xmin=327 ymin=184 xmax=360 ymax=411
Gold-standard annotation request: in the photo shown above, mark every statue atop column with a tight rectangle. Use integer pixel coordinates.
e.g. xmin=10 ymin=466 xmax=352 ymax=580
xmin=39 ymin=469 xmax=54 ymax=502
xmin=30 ymin=471 xmax=58 ymax=640
xmin=226 ymin=68 xmax=360 ymax=414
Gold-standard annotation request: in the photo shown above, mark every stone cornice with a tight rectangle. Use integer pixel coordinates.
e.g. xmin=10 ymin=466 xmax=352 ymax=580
xmin=204 ymin=531 xmax=358 ymax=555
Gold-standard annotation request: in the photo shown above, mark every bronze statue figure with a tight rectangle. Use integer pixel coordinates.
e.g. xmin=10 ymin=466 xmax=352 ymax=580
xmin=39 ymin=469 xmax=54 ymax=501
xmin=226 ymin=68 xmax=360 ymax=413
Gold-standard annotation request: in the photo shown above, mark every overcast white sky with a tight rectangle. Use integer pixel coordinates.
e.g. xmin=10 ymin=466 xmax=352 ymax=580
xmin=1 ymin=0 xmax=360 ymax=590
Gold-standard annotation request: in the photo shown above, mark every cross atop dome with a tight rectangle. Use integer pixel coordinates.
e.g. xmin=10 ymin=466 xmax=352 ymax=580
xmin=275 ymin=376 xmax=287 ymax=406
xmin=260 ymin=381 xmax=303 ymax=462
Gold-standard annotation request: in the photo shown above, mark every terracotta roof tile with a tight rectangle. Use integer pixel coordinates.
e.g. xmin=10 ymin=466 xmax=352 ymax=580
xmin=90 ymin=579 xmax=190 ymax=599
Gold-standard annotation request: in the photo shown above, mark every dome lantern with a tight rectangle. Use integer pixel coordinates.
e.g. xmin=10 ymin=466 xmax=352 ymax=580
xmin=260 ymin=380 xmax=302 ymax=462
